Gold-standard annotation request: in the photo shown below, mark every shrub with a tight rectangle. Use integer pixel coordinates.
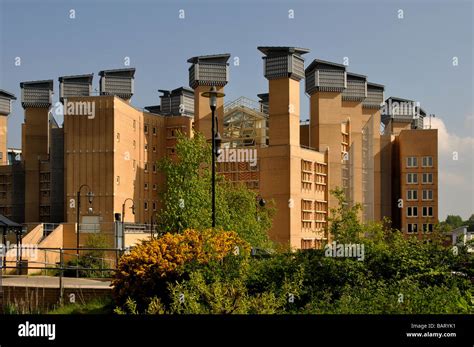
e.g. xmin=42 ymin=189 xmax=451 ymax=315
xmin=112 ymin=229 xmax=250 ymax=310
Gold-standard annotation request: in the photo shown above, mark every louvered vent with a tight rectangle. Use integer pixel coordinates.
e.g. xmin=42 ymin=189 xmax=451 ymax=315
xmin=188 ymin=54 xmax=230 ymax=89
xmin=305 ymin=60 xmax=346 ymax=94
xmin=99 ymin=68 xmax=135 ymax=100
xmin=342 ymin=73 xmax=367 ymax=101
xmin=258 ymin=47 xmax=309 ymax=81
xmin=363 ymin=83 xmax=384 ymax=109
xmin=59 ymin=74 xmax=93 ymax=102
xmin=20 ymin=80 xmax=53 ymax=108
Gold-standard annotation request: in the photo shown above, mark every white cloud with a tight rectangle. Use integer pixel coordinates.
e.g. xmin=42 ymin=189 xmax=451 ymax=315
xmin=430 ymin=117 xmax=474 ymax=220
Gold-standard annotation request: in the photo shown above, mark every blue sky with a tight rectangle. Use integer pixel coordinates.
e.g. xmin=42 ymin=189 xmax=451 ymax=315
xmin=0 ymin=0 xmax=473 ymax=219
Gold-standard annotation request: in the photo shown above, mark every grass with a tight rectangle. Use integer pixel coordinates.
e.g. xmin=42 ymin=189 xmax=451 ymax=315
xmin=48 ymin=297 xmax=114 ymax=314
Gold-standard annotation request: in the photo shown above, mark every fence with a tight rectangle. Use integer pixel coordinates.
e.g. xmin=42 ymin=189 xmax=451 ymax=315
xmin=0 ymin=246 xmax=125 ymax=305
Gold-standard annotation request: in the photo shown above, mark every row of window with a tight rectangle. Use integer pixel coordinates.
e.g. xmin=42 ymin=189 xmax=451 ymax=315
xmin=406 ymin=206 xmax=434 ymax=217
xmin=406 ymin=156 xmax=433 ymax=168
xmin=406 ymin=173 xmax=434 ymax=184
xmin=407 ymin=223 xmax=434 ymax=233
xmin=144 ymin=124 xmax=158 ymax=135
xmin=406 ymin=189 xmax=434 ymax=201
xmin=144 ymin=201 xmax=157 ymax=211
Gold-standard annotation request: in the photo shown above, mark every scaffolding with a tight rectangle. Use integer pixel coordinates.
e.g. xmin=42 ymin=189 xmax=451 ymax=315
xmin=223 ymin=96 xmax=269 ymax=148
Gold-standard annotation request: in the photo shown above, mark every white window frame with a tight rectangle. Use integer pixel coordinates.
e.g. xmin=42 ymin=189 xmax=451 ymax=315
xmin=422 ymin=173 xmax=433 ymax=184
xmin=407 ymin=173 xmax=418 ymax=184
xmin=422 ymin=156 xmax=433 ymax=167
xmin=422 ymin=206 xmax=433 ymax=217
xmin=406 ymin=157 xmax=418 ymax=168
xmin=407 ymin=190 xmax=418 ymax=201
xmin=407 ymin=223 xmax=417 ymax=233
xmin=407 ymin=206 xmax=418 ymax=217
xmin=422 ymin=190 xmax=433 ymax=201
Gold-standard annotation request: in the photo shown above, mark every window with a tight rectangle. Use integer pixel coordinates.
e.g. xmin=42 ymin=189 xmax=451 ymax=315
xmin=407 ymin=173 xmax=418 ymax=184
xmin=422 ymin=224 xmax=434 ymax=233
xmin=407 ymin=223 xmax=417 ymax=233
xmin=116 ymin=133 xmax=120 ymax=142
xmin=301 ymin=239 xmax=313 ymax=250
xmin=153 ymin=184 xmax=157 ymax=190
xmin=422 ymin=156 xmax=433 ymax=167
xmin=144 ymin=163 xmax=148 ymax=172
xmin=144 ymin=124 xmax=148 ymax=134
xmin=152 ymin=146 xmax=156 ymax=153
xmin=153 ymin=127 xmax=156 ymax=135
xmin=153 ymin=164 xmax=156 ymax=173
xmin=144 ymin=183 xmax=148 ymax=190
xmin=152 ymin=202 xmax=156 ymax=211
xmin=422 ymin=206 xmax=433 ymax=217
xmin=116 ymin=176 xmax=120 ymax=185
xmin=133 ymin=120 xmax=136 ymax=130
xmin=407 ymin=190 xmax=418 ymax=201
xmin=422 ymin=190 xmax=433 ymax=201
xmin=406 ymin=157 xmax=418 ymax=168
xmin=133 ymin=140 xmax=136 ymax=149
xmin=144 ymin=201 xmax=148 ymax=211
xmin=407 ymin=206 xmax=418 ymax=217
xmin=145 ymin=144 xmax=148 ymax=151
xmin=422 ymin=173 xmax=433 ymax=184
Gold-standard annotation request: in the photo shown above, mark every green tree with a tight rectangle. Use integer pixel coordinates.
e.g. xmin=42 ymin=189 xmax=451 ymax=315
xmin=157 ymin=133 xmax=274 ymax=249
xmin=328 ymin=187 xmax=363 ymax=243
xmin=445 ymin=215 xmax=464 ymax=229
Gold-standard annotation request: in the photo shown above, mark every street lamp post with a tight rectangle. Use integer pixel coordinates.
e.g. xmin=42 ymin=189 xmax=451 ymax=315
xmin=202 ymin=86 xmax=225 ymax=228
xmin=76 ymin=184 xmax=94 ymax=256
xmin=120 ymin=198 xmax=135 ymax=250
xmin=121 ymin=198 xmax=135 ymax=223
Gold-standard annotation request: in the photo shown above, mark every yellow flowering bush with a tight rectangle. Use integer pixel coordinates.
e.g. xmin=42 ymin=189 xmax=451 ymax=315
xmin=112 ymin=229 xmax=250 ymax=309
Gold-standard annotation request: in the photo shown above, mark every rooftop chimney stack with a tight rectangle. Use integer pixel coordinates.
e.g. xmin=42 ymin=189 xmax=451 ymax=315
xmin=187 ymin=54 xmax=230 ymax=138
xmin=20 ymin=79 xmax=54 ymax=222
xmin=342 ymin=72 xmax=367 ymax=102
xmin=99 ymin=68 xmax=135 ymax=102
xmin=258 ymin=46 xmax=309 ymax=146
xmin=159 ymin=87 xmax=194 ymax=117
xmin=20 ymin=80 xmax=54 ymax=109
xmin=59 ymin=74 xmax=93 ymax=103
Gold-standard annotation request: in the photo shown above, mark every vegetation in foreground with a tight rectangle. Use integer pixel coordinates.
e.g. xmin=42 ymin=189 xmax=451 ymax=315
xmin=111 ymin=135 xmax=474 ymax=315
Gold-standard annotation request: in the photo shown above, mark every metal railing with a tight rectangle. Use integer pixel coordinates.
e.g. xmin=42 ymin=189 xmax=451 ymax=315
xmin=0 ymin=246 xmax=126 ymax=305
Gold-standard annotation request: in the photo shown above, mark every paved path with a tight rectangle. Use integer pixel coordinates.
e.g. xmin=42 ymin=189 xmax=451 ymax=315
xmin=0 ymin=276 xmax=111 ymax=289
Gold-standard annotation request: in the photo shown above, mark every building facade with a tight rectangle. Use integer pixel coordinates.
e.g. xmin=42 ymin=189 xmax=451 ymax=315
xmin=0 ymin=45 xmax=438 ymax=250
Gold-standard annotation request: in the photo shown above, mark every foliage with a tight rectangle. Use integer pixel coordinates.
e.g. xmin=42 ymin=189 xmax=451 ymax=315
xmin=63 ymin=233 xmax=111 ymax=278
xmin=113 ymin=189 xmax=474 ymax=315
xmin=49 ymin=297 xmax=113 ymax=314
xmin=328 ymin=187 xmax=363 ymax=243
xmin=112 ymin=228 xmax=250 ymax=310
xmin=157 ymin=133 xmax=274 ymax=249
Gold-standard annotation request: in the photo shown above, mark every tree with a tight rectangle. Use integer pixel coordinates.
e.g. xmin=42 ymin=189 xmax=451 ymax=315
xmin=328 ymin=187 xmax=363 ymax=243
xmin=157 ymin=133 xmax=274 ymax=249
xmin=445 ymin=215 xmax=464 ymax=229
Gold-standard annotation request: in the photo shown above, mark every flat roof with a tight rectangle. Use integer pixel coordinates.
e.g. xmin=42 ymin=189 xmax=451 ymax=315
xmin=306 ymin=59 xmax=346 ymax=72
xmin=257 ymin=46 xmax=310 ymax=56
xmin=58 ymin=73 xmax=93 ymax=82
xmin=20 ymin=80 xmax=54 ymax=89
xmin=367 ymin=82 xmax=385 ymax=90
xmin=0 ymin=89 xmax=16 ymax=100
xmin=98 ymin=68 xmax=135 ymax=77
xmin=187 ymin=53 xmax=231 ymax=64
